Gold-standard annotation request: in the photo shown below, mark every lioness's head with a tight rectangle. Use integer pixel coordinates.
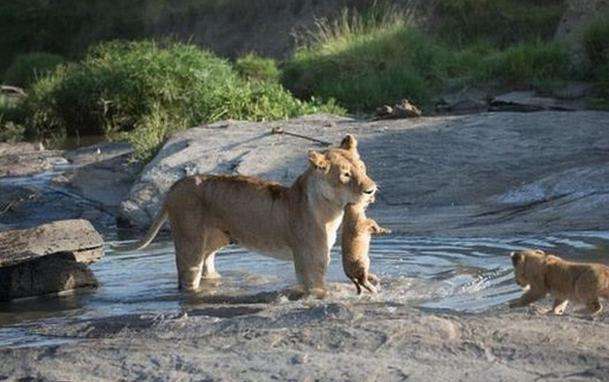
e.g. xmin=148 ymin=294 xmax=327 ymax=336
xmin=510 ymin=249 xmax=548 ymax=287
xmin=308 ymin=134 xmax=376 ymax=206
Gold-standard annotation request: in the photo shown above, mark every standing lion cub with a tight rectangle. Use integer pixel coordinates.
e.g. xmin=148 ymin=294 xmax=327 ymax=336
xmin=341 ymin=201 xmax=390 ymax=294
xmin=509 ymin=249 xmax=609 ymax=315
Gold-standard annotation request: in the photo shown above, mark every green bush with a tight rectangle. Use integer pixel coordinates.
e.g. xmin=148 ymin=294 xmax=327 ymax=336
xmin=22 ymin=40 xmax=343 ymax=159
xmin=3 ymin=52 xmax=65 ymax=88
xmin=434 ymin=0 xmax=564 ymax=47
xmin=283 ymin=1 xmax=573 ymax=113
xmin=485 ymin=41 xmax=570 ymax=88
xmin=583 ymin=15 xmax=609 ymax=68
xmin=0 ymin=119 xmax=25 ymax=143
xmin=283 ymin=20 xmax=439 ymax=112
xmin=235 ymin=53 xmax=281 ymax=83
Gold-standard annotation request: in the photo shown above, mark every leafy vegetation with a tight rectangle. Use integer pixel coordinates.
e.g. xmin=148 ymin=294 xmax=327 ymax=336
xmin=282 ymin=4 xmax=571 ymax=113
xmin=17 ymin=40 xmax=342 ymax=159
xmin=433 ymin=0 xmax=565 ymax=47
xmin=3 ymin=53 xmax=65 ymax=88
xmin=235 ymin=53 xmax=281 ymax=83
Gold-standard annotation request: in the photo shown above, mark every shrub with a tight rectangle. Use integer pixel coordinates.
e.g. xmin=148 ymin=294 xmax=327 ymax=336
xmin=3 ymin=53 xmax=65 ymax=88
xmin=283 ymin=10 xmax=437 ymax=112
xmin=485 ymin=41 xmax=570 ymax=88
xmin=434 ymin=0 xmax=564 ymax=47
xmin=583 ymin=14 xmax=609 ymax=68
xmin=234 ymin=53 xmax=281 ymax=83
xmin=283 ymin=2 xmax=572 ymax=113
xmin=22 ymin=40 xmax=343 ymax=159
xmin=0 ymin=119 xmax=25 ymax=143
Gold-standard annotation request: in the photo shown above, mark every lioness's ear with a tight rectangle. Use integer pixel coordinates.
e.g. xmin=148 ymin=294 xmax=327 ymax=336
xmin=308 ymin=150 xmax=329 ymax=171
xmin=511 ymin=252 xmax=523 ymax=267
xmin=340 ymin=134 xmax=358 ymax=152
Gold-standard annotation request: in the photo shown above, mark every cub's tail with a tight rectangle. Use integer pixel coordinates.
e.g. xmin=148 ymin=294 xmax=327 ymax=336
xmin=112 ymin=206 xmax=168 ymax=252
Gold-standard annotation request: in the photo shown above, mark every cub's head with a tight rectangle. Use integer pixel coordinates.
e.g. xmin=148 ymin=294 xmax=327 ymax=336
xmin=308 ymin=134 xmax=377 ymax=206
xmin=510 ymin=249 xmax=548 ymax=287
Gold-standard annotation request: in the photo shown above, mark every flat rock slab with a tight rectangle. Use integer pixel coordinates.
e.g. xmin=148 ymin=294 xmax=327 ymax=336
xmin=119 ymin=111 xmax=609 ymax=236
xmin=0 ymin=219 xmax=103 ymax=267
xmin=0 ymin=219 xmax=103 ymax=301
xmin=489 ymin=91 xmax=586 ymax=112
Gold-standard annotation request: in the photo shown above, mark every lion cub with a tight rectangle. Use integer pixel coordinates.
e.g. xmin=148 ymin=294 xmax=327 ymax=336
xmin=509 ymin=249 xmax=609 ymax=315
xmin=341 ymin=202 xmax=390 ymax=295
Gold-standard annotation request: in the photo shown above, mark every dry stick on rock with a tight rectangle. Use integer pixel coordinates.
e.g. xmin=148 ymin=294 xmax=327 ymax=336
xmin=270 ymin=127 xmax=332 ymax=146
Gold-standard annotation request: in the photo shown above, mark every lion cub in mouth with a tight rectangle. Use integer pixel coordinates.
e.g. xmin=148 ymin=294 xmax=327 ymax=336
xmin=510 ymin=249 xmax=609 ymax=315
xmin=341 ymin=201 xmax=390 ymax=295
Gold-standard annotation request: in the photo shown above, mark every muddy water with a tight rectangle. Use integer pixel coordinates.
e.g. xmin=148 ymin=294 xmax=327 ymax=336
xmin=2 ymin=232 xmax=609 ymax=348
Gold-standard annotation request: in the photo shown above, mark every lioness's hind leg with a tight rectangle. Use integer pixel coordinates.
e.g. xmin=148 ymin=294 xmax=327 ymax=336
xmin=201 ymin=229 xmax=230 ymax=280
xmin=586 ymin=298 xmax=602 ymax=316
xmin=551 ymin=299 xmax=569 ymax=315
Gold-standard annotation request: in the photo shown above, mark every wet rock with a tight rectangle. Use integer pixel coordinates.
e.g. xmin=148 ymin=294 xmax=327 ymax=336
xmin=0 ymin=142 xmax=136 ymax=234
xmin=0 ymin=219 xmax=103 ymax=300
xmin=0 ymin=143 xmax=65 ymax=177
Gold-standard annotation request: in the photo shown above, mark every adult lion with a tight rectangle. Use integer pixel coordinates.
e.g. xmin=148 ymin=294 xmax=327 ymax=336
xmin=117 ymin=135 xmax=376 ymax=297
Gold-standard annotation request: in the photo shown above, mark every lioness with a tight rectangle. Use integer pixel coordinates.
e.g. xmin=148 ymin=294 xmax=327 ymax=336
xmin=117 ymin=135 xmax=376 ymax=297
xmin=509 ymin=249 xmax=609 ymax=315
xmin=341 ymin=201 xmax=390 ymax=294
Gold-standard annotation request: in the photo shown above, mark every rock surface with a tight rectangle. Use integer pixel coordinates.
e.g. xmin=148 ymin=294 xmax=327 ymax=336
xmin=120 ymin=111 xmax=609 ymax=236
xmin=489 ymin=91 xmax=586 ymax=112
xmin=0 ymin=142 xmax=138 ymax=234
xmin=0 ymin=219 xmax=103 ymax=300
xmin=0 ymin=297 xmax=607 ymax=381
xmin=0 ymin=219 xmax=103 ymax=267
xmin=0 ymin=142 xmax=65 ymax=177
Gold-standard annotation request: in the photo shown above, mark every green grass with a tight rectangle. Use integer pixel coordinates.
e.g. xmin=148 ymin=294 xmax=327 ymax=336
xmin=433 ymin=0 xmax=565 ymax=47
xmin=235 ymin=53 xmax=281 ymax=83
xmin=18 ymin=40 xmax=343 ymax=159
xmin=583 ymin=13 xmax=609 ymax=99
xmin=282 ymin=5 xmax=571 ymax=113
xmin=3 ymin=52 xmax=66 ymax=88
xmin=583 ymin=14 xmax=609 ymax=68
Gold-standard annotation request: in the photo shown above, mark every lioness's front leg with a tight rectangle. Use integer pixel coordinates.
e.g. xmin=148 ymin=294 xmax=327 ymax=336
xmin=509 ymin=289 xmax=545 ymax=308
xmin=293 ymin=245 xmax=330 ymax=299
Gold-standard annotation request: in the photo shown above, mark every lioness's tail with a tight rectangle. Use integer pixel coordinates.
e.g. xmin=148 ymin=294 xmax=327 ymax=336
xmin=113 ymin=206 xmax=168 ymax=252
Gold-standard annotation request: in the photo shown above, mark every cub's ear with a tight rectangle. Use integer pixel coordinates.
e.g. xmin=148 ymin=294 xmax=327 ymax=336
xmin=340 ymin=134 xmax=358 ymax=152
xmin=510 ymin=251 xmax=523 ymax=267
xmin=308 ymin=150 xmax=329 ymax=171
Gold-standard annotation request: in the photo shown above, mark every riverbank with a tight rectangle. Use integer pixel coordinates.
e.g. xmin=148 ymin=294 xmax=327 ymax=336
xmin=1 ymin=293 xmax=608 ymax=381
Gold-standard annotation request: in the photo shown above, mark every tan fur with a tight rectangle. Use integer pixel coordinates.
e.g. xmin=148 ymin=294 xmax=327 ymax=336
xmin=341 ymin=201 xmax=390 ymax=295
xmin=509 ymin=249 xmax=609 ymax=316
xmin=115 ymin=135 xmax=376 ymax=297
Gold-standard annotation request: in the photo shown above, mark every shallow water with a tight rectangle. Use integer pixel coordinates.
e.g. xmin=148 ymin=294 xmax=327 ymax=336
xmin=2 ymin=231 xmax=609 ymax=348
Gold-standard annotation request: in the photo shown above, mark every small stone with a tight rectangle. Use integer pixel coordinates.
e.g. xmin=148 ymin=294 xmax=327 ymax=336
xmin=291 ymin=353 xmax=309 ymax=365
